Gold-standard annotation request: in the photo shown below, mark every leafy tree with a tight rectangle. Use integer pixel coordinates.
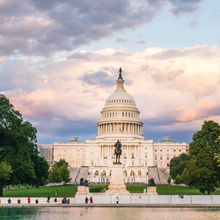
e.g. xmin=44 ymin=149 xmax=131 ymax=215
xmin=32 ymin=148 xmax=49 ymax=186
xmin=182 ymin=121 xmax=220 ymax=194
xmin=56 ymin=159 xmax=68 ymax=167
xmin=0 ymin=94 xmax=49 ymax=193
xmin=48 ymin=165 xmax=62 ymax=183
xmin=169 ymin=153 xmax=190 ymax=181
xmin=48 ymin=159 xmax=71 ymax=184
xmin=0 ymin=162 xmax=12 ymax=196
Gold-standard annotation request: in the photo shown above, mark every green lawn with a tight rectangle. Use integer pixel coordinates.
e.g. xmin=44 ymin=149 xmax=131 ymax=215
xmin=126 ymin=184 xmax=145 ymax=193
xmin=89 ymin=184 xmax=109 ymax=193
xmin=3 ymin=185 xmax=77 ymax=197
xmin=3 ymin=184 xmax=220 ymax=197
xmin=157 ymin=185 xmax=220 ymax=195
xmin=127 ymin=185 xmax=220 ymax=195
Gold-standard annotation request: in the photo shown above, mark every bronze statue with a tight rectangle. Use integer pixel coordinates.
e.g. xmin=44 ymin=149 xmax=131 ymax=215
xmin=118 ymin=67 xmax=123 ymax=79
xmin=114 ymin=140 xmax=122 ymax=164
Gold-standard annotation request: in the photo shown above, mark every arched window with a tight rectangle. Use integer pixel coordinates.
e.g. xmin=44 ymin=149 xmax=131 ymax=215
xmin=122 ymin=112 xmax=124 ymax=117
xmin=130 ymin=170 xmax=135 ymax=176
xmin=95 ymin=170 xmax=99 ymax=176
xmin=101 ymin=170 xmax=106 ymax=176
xmin=138 ymin=170 xmax=142 ymax=176
xmin=124 ymin=170 xmax=127 ymax=176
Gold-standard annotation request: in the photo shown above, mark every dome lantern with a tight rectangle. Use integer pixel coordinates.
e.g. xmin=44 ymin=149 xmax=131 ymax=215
xmin=116 ymin=67 xmax=125 ymax=91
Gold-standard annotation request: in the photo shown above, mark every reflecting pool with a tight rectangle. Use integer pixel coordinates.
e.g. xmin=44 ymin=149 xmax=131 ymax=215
xmin=0 ymin=207 xmax=220 ymax=220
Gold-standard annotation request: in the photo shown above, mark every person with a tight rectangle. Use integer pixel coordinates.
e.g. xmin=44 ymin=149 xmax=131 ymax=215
xmin=54 ymin=197 xmax=57 ymax=202
xmin=85 ymin=197 xmax=88 ymax=204
xmin=35 ymin=198 xmax=39 ymax=204
xmin=47 ymin=196 xmax=50 ymax=203
xmin=55 ymin=190 xmax=58 ymax=196
xmin=116 ymin=196 xmax=119 ymax=204
xmin=67 ymin=198 xmax=70 ymax=204
xmin=27 ymin=197 xmax=31 ymax=204
xmin=89 ymin=196 xmax=93 ymax=204
xmin=17 ymin=198 xmax=21 ymax=204
xmin=8 ymin=198 xmax=11 ymax=204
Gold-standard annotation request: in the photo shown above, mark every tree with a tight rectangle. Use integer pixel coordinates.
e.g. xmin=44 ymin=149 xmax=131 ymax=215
xmin=48 ymin=159 xmax=71 ymax=184
xmin=0 ymin=94 xmax=49 ymax=193
xmin=48 ymin=165 xmax=62 ymax=183
xmin=169 ymin=153 xmax=190 ymax=182
xmin=182 ymin=121 xmax=220 ymax=194
xmin=32 ymin=148 xmax=49 ymax=186
xmin=0 ymin=162 xmax=12 ymax=196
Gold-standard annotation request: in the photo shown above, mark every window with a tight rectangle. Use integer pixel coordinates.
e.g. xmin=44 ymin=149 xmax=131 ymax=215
xmin=130 ymin=170 xmax=135 ymax=176
xmin=131 ymin=153 xmax=135 ymax=159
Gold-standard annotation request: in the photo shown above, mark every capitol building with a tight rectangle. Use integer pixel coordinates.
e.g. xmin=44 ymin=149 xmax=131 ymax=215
xmin=39 ymin=69 xmax=188 ymax=184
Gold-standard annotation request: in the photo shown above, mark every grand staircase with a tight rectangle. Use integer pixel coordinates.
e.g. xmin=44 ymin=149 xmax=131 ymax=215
xmin=148 ymin=166 xmax=169 ymax=184
xmin=70 ymin=166 xmax=89 ymax=184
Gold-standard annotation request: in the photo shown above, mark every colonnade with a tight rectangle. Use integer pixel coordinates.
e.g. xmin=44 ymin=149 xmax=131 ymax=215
xmin=98 ymin=122 xmax=143 ymax=135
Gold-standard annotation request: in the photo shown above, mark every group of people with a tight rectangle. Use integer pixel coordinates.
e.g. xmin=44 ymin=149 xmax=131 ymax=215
xmin=85 ymin=196 xmax=93 ymax=204
xmin=6 ymin=197 xmax=34 ymax=205
xmin=5 ymin=196 xmax=70 ymax=205
xmin=84 ymin=196 xmax=119 ymax=204
xmin=61 ymin=197 xmax=70 ymax=204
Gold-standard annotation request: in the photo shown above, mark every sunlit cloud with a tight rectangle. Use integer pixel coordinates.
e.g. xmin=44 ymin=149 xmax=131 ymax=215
xmin=1 ymin=45 xmax=219 ymax=143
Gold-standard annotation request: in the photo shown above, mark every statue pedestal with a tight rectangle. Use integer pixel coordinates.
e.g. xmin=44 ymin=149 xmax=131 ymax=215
xmin=106 ymin=164 xmax=128 ymax=194
xmin=76 ymin=186 xmax=89 ymax=195
xmin=146 ymin=186 xmax=158 ymax=195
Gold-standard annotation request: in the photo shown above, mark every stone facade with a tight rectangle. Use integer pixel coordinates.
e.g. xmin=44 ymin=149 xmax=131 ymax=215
xmin=39 ymin=69 xmax=188 ymax=183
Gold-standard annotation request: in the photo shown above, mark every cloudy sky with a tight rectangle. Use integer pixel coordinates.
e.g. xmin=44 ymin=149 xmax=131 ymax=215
xmin=0 ymin=0 xmax=220 ymax=143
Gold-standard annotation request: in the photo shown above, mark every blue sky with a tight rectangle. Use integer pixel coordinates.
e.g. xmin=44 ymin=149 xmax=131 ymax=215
xmin=0 ymin=0 xmax=220 ymax=143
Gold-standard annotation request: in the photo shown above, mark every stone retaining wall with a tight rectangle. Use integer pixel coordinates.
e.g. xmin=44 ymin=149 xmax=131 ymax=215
xmin=1 ymin=195 xmax=220 ymax=206
xmin=75 ymin=194 xmax=220 ymax=205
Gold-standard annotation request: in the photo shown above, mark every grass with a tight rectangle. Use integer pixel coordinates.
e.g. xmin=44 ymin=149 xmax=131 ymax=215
xmin=127 ymin=185 xmax=220 ymax=195
xmin=89 ymin=184 xmax=109 ymax=193
xmin=3 ymin=184 xmax=220 ymax=197
xmin=3 ymin=185 xmax=77 ymax=197
xmin=126 ymin=184 xmax=145 ymax=193
xmin=157 ymin=185 xmax=220 ymax=195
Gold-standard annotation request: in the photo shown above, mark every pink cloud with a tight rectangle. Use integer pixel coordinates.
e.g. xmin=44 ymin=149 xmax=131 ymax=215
xmin=3 ymin=45 xmax=220 ymax=141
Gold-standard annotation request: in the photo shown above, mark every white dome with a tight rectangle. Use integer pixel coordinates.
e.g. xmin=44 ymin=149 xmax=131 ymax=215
xmin=96 ymin=68 xmax=143 ymax=140
xmin=105 ymin=90 xmax=136 ymax=107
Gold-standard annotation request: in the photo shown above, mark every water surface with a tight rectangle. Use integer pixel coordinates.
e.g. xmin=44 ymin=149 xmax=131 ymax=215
xmin=0 ymin=207 xmax=220 ymax=220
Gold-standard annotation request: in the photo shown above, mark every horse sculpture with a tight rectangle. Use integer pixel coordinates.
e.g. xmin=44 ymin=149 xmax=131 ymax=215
xmin=114 ymin=140 xmax=122 ymax=164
